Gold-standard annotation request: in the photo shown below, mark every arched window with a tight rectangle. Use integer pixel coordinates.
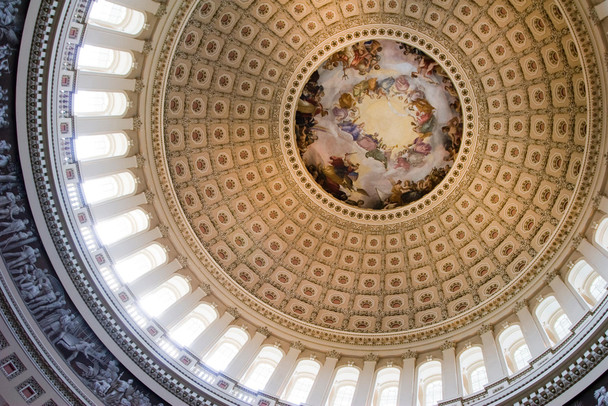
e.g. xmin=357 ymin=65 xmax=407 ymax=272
xmin=595 ymin=217 xmax=608 ymax=251
xmin=567 ymin=259 xmax=607 ymax=307
xmin=169 ymin=303 xmax=217 ymax=347
xmin=81 ymin=171 xmax=136 ymax=205
xmin=240 ymin=346 xmax=284 ymax=391
xmin=372 ymin=367 xmax=400 ymax=406
xmin=282 ymin=359 xmax=320 ymax=404
xmin=202 ymin=327 xmax=248 ymax=371
xmin=87 ymin=0 xmax=146 ymax=35
xmin=417 ymin=361 xmax=442 ymax=406
xmin=77 ymin=45 xmax=133 ymax=75
xmin=138 ymin=275 xmax=190 ymax=317
xmin=459 ymin=347 xmax=488 ymax=395
xmin=326 ymin=366 xmax=360 ymax=406
xmin=498 ymin=325 xmax=531 ymax=374
xmin=535 ymin=296 xmax=571 ymax=345
xmin=94 ymin=208 xmax=149 ymax=245
xmin=74 ymin=132 xmax=130 ymax=161
xmin=114 ymin=243 xmax=167 ymax=283
xmin=73 ymin=91 xmax=128 ymax=117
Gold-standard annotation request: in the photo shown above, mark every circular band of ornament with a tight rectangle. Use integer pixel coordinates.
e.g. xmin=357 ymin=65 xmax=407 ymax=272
xmin=280 ymin=25 xmax=478 ymax=225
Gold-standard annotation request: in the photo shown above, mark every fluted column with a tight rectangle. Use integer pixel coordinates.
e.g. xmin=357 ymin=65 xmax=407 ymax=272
xmin=107 ymin=227 xmax=163 ymax=259
xmin=83 ymin=25 xmax=146 ymax=52
xmin=547 ymin=271 xmax=587 ymax=323
xmin=352 ymin=353 xmax=378 ymax=406
xmin=264 ymin=342 xmax=303 ymax=396
xmin=157 ymin=285 xmax=210 ymax=329
xmin=80 ymin=156 xmax=137 ymax=180
xmin=441 ymin=341 xmax=460 ymax=400
xmin=109 ymin=0 xmax=161 ymax=14
xmin=128 ymin=259 xmax=182 ymax=297
xmin=596 ymin=0 xmax=608 ymax=21
xmin=189 ymin=308 xmax=238 ymax=356
xmin=479 ymin=325 xmax=507 ymax=383
xmin=515 ymin=301 xmax=548 ymax=358
xmin=397 ymin=351 xmax=417 ymax=406
xmin=223 ymin=327 xmax=270 ymax=380
xmin=577 ymin=239 xmax=608 ymax=280
xmin=305 ymin=351 xmax=340 ymax=406
xmin=89 ymin=192 xmax=146 ymax=220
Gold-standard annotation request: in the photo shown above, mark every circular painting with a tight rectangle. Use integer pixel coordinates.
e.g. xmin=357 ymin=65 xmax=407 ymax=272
xmin=295 ymin=39 xmax=462 ymax=209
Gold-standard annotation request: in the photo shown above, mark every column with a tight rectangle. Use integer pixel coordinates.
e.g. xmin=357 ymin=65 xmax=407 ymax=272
xmin=577 ymin=239 xmax=608 ymax=280
xmin=89 ymin=192 xmax=146 ymax=221
xmin=547 ymin=272 xmax=587 ymax=323
xmin=598 ymin=196 xmax=608 ymax=214
xmin=79 ymin=156 xmax=137 ymax=179
xmin=189 ymin=308 xmax=238 ymax=356
xmin=596 ymin=1 xmax=608 ymax=21
xmin=83 ymin=26 xmax=146 ymax=52
xmin=515 ymin=301 xmax=548 ymax=358
xmin=156 ymin=285 xmax=209 ymax=329
xmin=76 ymin=73 xmax=136 ymax=92
xmin=352 ymin=353 xmax=378 ymax=406
xmin=441 ymin=341 xmax=460 ymax=400
xmin=110 ymin=0 xmax=161 ymax=14
xmin=397 ymin=351 xmax=417 ymax=406
xmin=305 ymin=351 xmax=340 ymax=406
xmin=75 ymin=117 xmax=134 ymax=135
xmin=479 ymin=325 xmax=507 ymax=383
xmin=128 ymin=259 xmax=182 ymax=297
xmin=223 ymin=327 xmax=270 ymax=380
xmin=107 ymin=227 xmax=162 ymax=260
xmin=264 ymin=342 xmax=303 ymax=396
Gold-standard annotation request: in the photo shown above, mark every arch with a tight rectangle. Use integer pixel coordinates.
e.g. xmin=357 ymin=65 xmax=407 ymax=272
xmin=169 ymin=303 xmax=218 ymax=347
xmin=113 ymin=243 xmax=167 ymax=283
xmin=535 ymin=296 xmax=571 ymax=345
xmin=458 ymin=347 xmax=488 ymax=395
xmin=281 ymin=359 xmax=321 ymax=404
xmin=417 ymin=361 xmax=442 ymax=406
xmin=74 ymin=132 xmax=130 ymax=161
xmin=94 ymin=208 xmax=149 ymax=245
xmin=498 ymin=325 xmax=531 ymax=374
xmin=73 ymin=90 xmax=128 ymax=117
xmin=81 ymin=171 xmax=136 ymax=205
xmin=240 ymin=346 xmax=284 ymax=391
xmin=138 ymin=274 xmax=190 ymax=317
xmin=567 ymin=259 xmax=607 ymax=307
xmin=326 ymin=366 xmax=360 ymax=406
xmin=372 ymin=367 xmax=400 ymax=406
xmin=87 ymin=0 xmax=146 ymax=35
xmin=202 ymin=327 xmax=249 ymax=372
xmin=77 ymin=45 xmax=133 ymax=75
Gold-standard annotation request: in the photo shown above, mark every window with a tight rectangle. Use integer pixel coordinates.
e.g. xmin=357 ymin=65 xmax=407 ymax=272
xmin=372 ymin=367 xmax=400 ymax=406
xmin=326 ymin=366 xmax=359 ymax=406
xmin=73 ymin=91 xmax=128 ymax=117
xmin=169 ymin=303 xmax=217 ymax=347
xmin=94 ymin=208 xmax=149 ymax=245
xmin=568 ymin=260 xmax=607 ymax=307
xmin=114 ymin=243 xmax=167 ymax=283
xmin=595 ymin=217 xmax=608 ymax=251
xmin=202 ymin=327 xmax=248 ymax=371
xmin=498 ymin=325 xmax=531 ymax=374
xmin=74 ymin=132 xmax=130 ymax=161
xmin=138 ymin=275 xmax=190 ymax=317
xmin=241 ymin=346 xmax=283 ymax=391
xmin=87 ymin=0 xmax=146 ymax=35
xmin=459 ymin=347 xmax=488 ymax=395
xmin=417 ymin=361 xmax=442 ymax=406
xmin=282 ymin=359 xmax=320 ymax=404
xmin=81 ymin=171 xmax=136 ymax=205
xmin=535 ymin=296 xmax=571 ymax=345
xmin=77 ymin=45 xmax=133 ymax=75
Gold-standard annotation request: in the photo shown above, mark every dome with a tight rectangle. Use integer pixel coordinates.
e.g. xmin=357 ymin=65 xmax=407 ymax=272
xmin=1 ymin=0 xmax=608 ymax=405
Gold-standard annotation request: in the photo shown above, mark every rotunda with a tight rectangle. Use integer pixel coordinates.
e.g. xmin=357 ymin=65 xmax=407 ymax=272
xmin=0 ymin=0 xmax=608 ymax=405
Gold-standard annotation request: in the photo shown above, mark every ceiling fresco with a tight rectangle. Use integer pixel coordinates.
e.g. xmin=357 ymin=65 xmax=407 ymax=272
xmin=296 ymin=39 xmax=462 ymax=209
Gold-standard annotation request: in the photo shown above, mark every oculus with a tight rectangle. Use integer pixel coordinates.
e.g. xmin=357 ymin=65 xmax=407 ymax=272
xmin=295 ymin=39 xmax=462 ymax=209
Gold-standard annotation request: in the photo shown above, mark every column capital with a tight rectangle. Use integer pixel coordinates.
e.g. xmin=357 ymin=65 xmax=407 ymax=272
xmin=514 ymin=299 xmax=528 ymax=313
xmin=364 ymin=353 xmax=379 ymax=362
xmin=440 ymin=340 xmax=456 ymax=351
xmin=200 ymin=282 xmax=212 ymax=295
xmin=326 ymin=350 xmax=341 ymax=360
xmin=544 ymin=270 xmax=559 ymax=284
xmin=290 ymin=341 xmax=305 ymax=351
xmin=479 ymin=323 xmax=494 ymax=335
xmin=256 ymin=326 xmax=271 ymax=337
xmin=225 ymin=307 xmax=240 ymax=319
xmin=401 ymin=350 xmax=417 ymax=359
